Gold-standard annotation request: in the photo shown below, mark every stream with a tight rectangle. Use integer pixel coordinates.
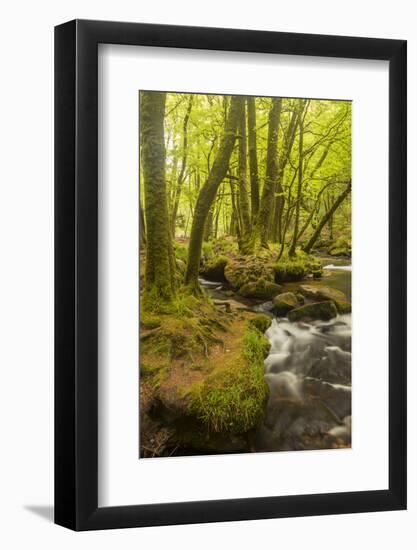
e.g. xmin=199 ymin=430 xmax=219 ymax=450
xmin=201 ymin=258 xmax=352 ymax=452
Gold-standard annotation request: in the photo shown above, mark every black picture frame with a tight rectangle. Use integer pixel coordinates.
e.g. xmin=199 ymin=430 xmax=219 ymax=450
xmin=55 ymin=19 xmax=407 ymax=531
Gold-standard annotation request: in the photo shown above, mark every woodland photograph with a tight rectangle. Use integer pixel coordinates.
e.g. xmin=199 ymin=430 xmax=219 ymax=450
xmin=139 ymin=91 xmax=352 ymax=458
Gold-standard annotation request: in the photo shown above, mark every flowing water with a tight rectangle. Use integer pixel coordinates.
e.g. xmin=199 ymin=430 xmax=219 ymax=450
xmin=255 ymin=260 xmax=352 ymax=452
xmin=200 ymin=260 xmax=352 ymax=453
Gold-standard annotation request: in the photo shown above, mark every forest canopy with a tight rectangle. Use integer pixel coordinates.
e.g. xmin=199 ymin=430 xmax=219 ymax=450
xmin=140 ymin=91 xmax=351 ymax=302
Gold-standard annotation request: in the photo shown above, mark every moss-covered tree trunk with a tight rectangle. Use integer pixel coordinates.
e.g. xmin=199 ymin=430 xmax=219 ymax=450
xmin=171 ymin=95 xmax=193 ymax=236
xmin=140 ymin=200 xmax=146 ymax=248
xmin=140 ymin=91 xmax=175 ymax=305
xmin=247 ymin=96 xmax=259 ymax=222
xmin=304 ymin=182 xmax=351 ymax=253
xmin=271 ymin=107 xmax=299 ymax=243
xmin=185 ymin=96 xmax=244 ymax=290
xmin=238 ymin=101 xmax=253 ymax=254
xmin=203 ymin=205 xmax=214 ymax=241
xmin=256 ymin=98 xmax=282 ymax=248
xmin=289 ymin=109 xmax=305 ymax=257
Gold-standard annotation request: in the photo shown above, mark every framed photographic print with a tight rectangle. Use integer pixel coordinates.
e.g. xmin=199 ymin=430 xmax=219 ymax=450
xmin=55 ymin=19 xmax=407 ymax=530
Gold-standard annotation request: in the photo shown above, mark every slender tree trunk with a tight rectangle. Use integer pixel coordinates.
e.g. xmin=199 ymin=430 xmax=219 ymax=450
xmin=185 ymin=96 xmax=243 ymax=290
xmin=289 ymin=112 xmax=305 ymax=257
xmin=256 ymin=98 xmax=282 ymax=248
xmin=168 ymin=155 xmax=178 ymax=212
xmin=140 ymin=91 xmax=175 ymax=304
xmin=304 ymin=182 xmax=352 ymax=253
xmin=229 ymin=180 xmax=239 ymax=237
xmin=238 ymin=101 xmax=253 ymax=253
xmin=296 ymin=181 xmax=334 ymax=242
xmin=247 ymin=96 xmax=259 ymax=221
xmin=272 ymin=107 xmax=299 ymax=243
xmin=140 ymin=201 xmax=146 ymax=248
xmin=214 ymin=200 xmax=221 ymax=239
xmin=171 ymin=95 xmax=193 ymax=236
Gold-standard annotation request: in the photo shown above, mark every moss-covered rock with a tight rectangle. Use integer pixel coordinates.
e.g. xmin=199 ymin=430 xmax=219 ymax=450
xmin=288 ymin=301 xmax=338 ymax=322
xmin=200 ymin=255 xmax=228 ymax=281
xmin=334 ymin=300 xmax=352 ymax=314
xmin=238 ymin=279 xmax=282 ymax=300
xmin=173 ymin=241 xmax=188 ymax=263
xmin=328 ymin=236 xmax=351 ymax=257
xmin=212 ymin=236 xmax=239 ymax=257
xmin=224 ymin=255 xmax=275 ymax=290
xmin=299 ymin=284 xmax=347 ymax=302
xmin=272 ymin=292 xmax=299 ymax=316
xmin=201 ymin=240 xmax=214 ymax=263
xmin=176 ymin=258 xmax=186 ymax=274
xmin=188 ymin=329 xmax=269 ymax=434
xmin=298 ymin=285 xmax=351 ymax=314
xmin=273 ymin=251 xmax=323 ymax=282
xmin=249 ymin=313 xmax=273 ymax=333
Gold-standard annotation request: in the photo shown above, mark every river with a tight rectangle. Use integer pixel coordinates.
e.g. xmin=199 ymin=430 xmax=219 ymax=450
xmin=201 ymin=257 xmax=352 ymax=453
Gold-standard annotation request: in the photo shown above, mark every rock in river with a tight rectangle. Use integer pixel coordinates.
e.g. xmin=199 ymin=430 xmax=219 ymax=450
xmin=288 ymin=301 xmax=338 ymax=322
xmin=238 ymin=280 xmax=282 ymax=300
xmin=298 ymin=284 xmax=351 ymax=314
xmin=272 ymin=292 xmax=299 ymax=316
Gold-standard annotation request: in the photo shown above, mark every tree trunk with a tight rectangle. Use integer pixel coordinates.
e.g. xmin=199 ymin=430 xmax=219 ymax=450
xmin=296 ymin=181 xmax=334 ymax=243
xmin=247 ymin=96 xmax=259 ymax=221
xmin=256 ymin=98 xmax=282 ymax=248
xmin=238 ymin=101 xmax=253 ymax=253
xmin=140 ymin=201 xmax=146 ymax=248
xmin=289 ymin=108 xmax=305 ymax=256
xmin=304 ymin=182 xmax=352 ymax=253
xmin=203 ymin=206 xmax=214 ymax=241
xmin=185 ymin=96 xmax=243 ymax=290
xmin=272 ymin=107 xmax=300 ymax=243
xmin=140 ymin=91 xmax=175 ymax=304
xmin=171 ymin=95 xmax=193 ymax=236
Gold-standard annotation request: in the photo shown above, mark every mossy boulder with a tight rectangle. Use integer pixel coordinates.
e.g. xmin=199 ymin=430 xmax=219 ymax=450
xmin=328 ymin=236 xmax=351 ymax=257
xmin=173 ymin=241 xmax=188 ymax=263
xmin=272 ymin=292 xmax=299 ymax=316
xmin=298 ymin=285 xmax=351 ymax=314
xmin=224 ymin=254 xmax=275 ymax=290
xmin=334 ymin=300 xmax=352 ymax=314
xmin=288 ymin=301 xmax=338 ymax=322
xmin=200 ymin=255 xmax=228 ymax=282
xmin=188 ymin=329 xmax=269 ymax=434
xmin=238 ymin=279 xmax=282 ymax=300
xmin=274 ymin=259 xmax=306 ymax=282
xmin=273 ymin=252 xmax=323 ymax=283
xmin=212 ymin=236 xmax=239 ymax=257
xmin=249 ymin=313 xmax=273 ymax=334
xmin=175 ymin=258 xmax=186 ymax=274
xmin=299 ymin=284 xmax=347 ymax=303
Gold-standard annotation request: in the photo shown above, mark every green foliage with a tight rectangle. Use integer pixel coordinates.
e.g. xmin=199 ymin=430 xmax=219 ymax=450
xmin=140 ymin=361 xmax=170 ymax=390
xmin=161 ymin=93 xmax=351 ymax=246
xmin=140 ymin=312 xmax=161 ymax=330
xmin=243 ymin=328 xmax=271 ymax=362
xmin=201 ymin=240 xmax=214 ymax=262
xmin=173 ymin=241 xmax=189 ymax=263
xmin=248 ymin=314 xmax=272 ymax=334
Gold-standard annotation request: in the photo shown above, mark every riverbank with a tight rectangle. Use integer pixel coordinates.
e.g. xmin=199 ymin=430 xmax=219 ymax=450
xmin=140 ymin=239 xmax=352 ymax=457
